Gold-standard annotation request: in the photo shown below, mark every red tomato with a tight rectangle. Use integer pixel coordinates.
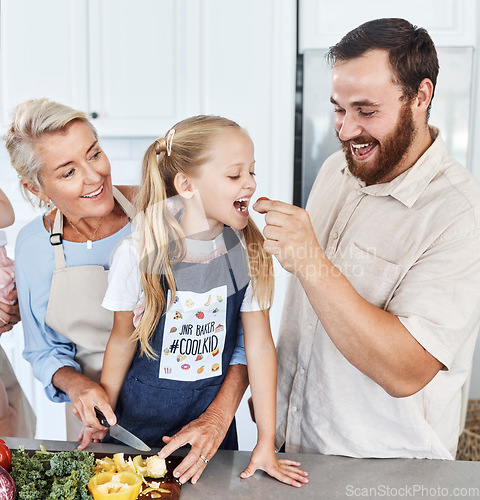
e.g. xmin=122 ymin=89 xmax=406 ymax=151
xmin=255 ymin=196 xmax=270 ymax=214
xmin=0 ymin=440 xmax=11 ymax=471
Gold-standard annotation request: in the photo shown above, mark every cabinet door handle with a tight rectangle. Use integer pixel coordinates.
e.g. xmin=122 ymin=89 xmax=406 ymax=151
xmin=90 ymin=111 xmax=99 ymax=119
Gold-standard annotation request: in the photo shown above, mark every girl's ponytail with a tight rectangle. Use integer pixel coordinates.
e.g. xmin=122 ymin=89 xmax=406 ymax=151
xmin=132 ymin=141 xmax=185 ymax=358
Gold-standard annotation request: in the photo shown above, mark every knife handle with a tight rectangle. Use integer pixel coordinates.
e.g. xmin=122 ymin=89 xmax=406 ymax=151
xmin=95 ymin=407 xmax=110 ymax=428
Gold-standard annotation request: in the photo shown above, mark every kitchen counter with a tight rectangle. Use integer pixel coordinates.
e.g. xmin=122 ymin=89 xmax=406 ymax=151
xmin=4 ymin=437 xmax=480 ymax=499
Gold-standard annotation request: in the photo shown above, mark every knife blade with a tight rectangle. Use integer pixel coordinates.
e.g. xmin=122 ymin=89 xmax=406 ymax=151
xmin=95 ymin=408 xmax=151 ymax=452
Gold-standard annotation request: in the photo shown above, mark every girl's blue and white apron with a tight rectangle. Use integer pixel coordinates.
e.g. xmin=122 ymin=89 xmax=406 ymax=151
xmin=115 ymin=227 xmax=249 ymax=450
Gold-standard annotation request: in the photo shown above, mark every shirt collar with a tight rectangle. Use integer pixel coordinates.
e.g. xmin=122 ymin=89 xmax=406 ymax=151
xmin=341 ymin=126 xmax=447 ymax=208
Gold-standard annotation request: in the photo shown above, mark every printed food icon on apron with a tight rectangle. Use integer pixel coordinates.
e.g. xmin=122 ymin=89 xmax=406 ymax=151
xmin=160 ymin=285 xmax=227 ymax=381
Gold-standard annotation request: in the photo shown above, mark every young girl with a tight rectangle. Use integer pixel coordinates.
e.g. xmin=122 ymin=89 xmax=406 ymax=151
xmin=99 ymin=116 xmax=307 ymax=487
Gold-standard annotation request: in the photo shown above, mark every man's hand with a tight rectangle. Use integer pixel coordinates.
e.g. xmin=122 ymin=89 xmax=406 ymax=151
xmin=253 ymin=198 xmax=323 ymax=279
xmin=0 ymin=289 xmax=20 ymax=334
xmin=158 ymin=407 xmax=230 ymax=485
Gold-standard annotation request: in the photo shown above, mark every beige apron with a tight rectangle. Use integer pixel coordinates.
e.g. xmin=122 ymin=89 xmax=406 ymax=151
xmin=0 ymin=346 xmax=36 ymax=438
xmin=45 ymin=187 xmax=135 ymax=439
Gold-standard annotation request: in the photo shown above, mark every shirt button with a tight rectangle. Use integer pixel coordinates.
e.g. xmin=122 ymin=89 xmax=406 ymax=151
xmin=291 ymin=405 xmax=298 ymax=412
xmin=357 ymin=189 xmax=363 ymax=195
xmin=332 ymin=232 xmax=338 ymax=239
xmin=300 ymin=367 xmax=305 ymax=375
xmin=306 ymin=324 xmax=313 ymax=331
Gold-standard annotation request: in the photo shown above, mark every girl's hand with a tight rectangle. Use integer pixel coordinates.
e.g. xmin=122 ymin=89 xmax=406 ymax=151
xmin=77 ymin=425 xmax=109 ymax=450
xmin=240 ymin=444 xmax=308 ymax=488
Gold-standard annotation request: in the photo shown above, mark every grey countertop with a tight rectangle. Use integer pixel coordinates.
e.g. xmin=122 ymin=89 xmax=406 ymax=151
xmin=4 ymin=437 xmax=480 ymax=499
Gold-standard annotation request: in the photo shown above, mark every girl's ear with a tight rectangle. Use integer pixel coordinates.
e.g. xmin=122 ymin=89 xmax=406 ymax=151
xmin=22 ymin=180 xmax=50 ymax=204
xmin=174 ymin=172 xmax=195 ymax=199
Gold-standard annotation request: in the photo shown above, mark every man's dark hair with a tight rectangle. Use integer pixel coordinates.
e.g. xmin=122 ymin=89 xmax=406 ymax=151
xmin=326 ymin=18 xmax=439 ymax=114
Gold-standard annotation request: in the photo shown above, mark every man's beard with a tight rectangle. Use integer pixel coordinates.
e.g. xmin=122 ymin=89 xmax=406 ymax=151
xmin=339 ymin=102 xmax=416 ymax=185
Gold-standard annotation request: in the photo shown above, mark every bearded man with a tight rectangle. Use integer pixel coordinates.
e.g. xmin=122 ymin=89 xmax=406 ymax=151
xmin=254 ymin=18 xmax=480 ymax=459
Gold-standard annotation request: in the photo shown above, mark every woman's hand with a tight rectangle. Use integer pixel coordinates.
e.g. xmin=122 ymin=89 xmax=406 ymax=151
xmin=158 ymin=406 xmax=229 ymax=485
xmin=240 ymin=443 xmax=308 ymax=488
xmin=70 ymin=377 xmax=116 ymax=428
xmin=52 ymin=367 xmax=116 ymax=448
xmin=71 ymin=378 xmax=116 ymax=450
xmin=158 ymin=364 xmax=248 ymax=485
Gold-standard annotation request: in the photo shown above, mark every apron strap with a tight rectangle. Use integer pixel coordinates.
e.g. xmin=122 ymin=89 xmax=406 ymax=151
xmin=222 ymin=227 xmax=243 ymax=294
xmin=51 ymin=208 xmax=66 ymax=269
xmin=50 ymin=186 xmax=136 ymax=270
xmin=112 ymin=186 xmax=136 ymax=220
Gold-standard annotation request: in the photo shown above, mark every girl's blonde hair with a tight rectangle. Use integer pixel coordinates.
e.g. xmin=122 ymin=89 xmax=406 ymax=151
xmin=3 ymin=98 xmax=97 ymax=207
xmin=133 ymin=115 xmax=274 ymax=357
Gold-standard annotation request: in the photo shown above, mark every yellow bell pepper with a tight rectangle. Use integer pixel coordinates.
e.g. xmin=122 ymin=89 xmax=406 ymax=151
xmin=132 ymin=455 xmax=148 ymax=476
xmin=87 ymin=471 xmax=142 ymax=500
xmin=94 ymin=456 xmax=116 ymax=473
xmin=113 ymin=453 xmax=136 ymax=473
xmin=132 ymin=454 xmax=166 ymax=478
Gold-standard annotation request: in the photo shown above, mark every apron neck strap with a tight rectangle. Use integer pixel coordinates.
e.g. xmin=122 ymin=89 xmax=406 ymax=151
xmin=51 ymin=209 xmax=66 ymax=269
xmin=112 ymin=186 xmax=136 ymax=220
xmin=50 ymin=186 xmax=135 ymax=269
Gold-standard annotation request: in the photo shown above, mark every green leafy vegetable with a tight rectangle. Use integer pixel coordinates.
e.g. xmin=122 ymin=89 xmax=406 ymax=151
xmin=10 ymin=445 xmax=95 ymax=500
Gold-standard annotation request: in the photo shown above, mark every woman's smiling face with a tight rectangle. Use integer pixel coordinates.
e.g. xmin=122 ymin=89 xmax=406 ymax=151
xmin=32 ymin=120 xmax=115 ymax=222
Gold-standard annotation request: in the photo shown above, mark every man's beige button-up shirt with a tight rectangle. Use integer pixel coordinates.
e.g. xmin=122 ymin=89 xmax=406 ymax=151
xmin=275 ymin=128 xmax=480 ymax=459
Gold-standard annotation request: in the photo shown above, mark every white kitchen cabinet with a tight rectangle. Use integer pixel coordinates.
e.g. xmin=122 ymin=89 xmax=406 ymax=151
xmin=0 ymin=0 xmax=89 ymax=120
xmin=299 ymin=0 xmax=477 ymax=51
xmin=0 ymin=0 xmax=199 ymax=136
xmin=87 ymin=0 xmax=202 ymax=136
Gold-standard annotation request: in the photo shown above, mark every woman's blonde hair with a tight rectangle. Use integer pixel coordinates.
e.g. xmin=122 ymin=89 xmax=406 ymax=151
xmin=3 ymin=98 xmax=97 ymax=207
xmin=133 ymin=115 xmax=274 ymax=357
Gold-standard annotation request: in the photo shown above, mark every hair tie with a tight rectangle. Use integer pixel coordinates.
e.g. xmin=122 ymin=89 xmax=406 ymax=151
xmin=166 ymin=128 xmax=176 ymax=157
xmin=154 ymin=138 xmax=165 ymax=155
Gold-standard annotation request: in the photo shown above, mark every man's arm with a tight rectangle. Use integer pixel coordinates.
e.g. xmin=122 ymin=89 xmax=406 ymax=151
xmin=254 ymin=198 xmax=443 ymax=397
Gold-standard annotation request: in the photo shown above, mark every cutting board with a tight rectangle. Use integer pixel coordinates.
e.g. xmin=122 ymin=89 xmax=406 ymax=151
xmin=94 ymin=452 xmax=182 ymax=499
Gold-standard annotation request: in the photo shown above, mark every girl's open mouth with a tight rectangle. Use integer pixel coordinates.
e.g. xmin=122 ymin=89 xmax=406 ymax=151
xmin=234 ymin=197 xmax=250 ymax=215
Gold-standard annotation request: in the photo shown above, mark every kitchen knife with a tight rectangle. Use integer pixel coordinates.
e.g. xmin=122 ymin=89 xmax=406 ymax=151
xmin=95 ymin=408 xmax=151 ymax=452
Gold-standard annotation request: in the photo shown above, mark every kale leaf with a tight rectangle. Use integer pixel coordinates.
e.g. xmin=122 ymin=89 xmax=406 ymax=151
xmin=11 ymin=446 xmax=95 ymax=500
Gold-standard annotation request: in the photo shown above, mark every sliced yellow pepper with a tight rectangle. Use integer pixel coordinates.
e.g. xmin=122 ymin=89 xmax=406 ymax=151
xmin=142 ymin=486 xmax=170 ymax=494
xmin=88 ymin=471 xmax=142 ymax=500
xmin=132 ymin=455 xmax=148 ymax=476
xmin=113 ymin=453 xmax=136 ymax=473
xmin=94 ymin=456 xmax=116 ymax=473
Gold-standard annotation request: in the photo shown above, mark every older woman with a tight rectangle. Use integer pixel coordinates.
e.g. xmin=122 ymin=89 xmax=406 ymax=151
xmin=5 ymin=98 xmax=136 ymax=441
xmin=4 ymin=98 xmax=248 ymax=484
